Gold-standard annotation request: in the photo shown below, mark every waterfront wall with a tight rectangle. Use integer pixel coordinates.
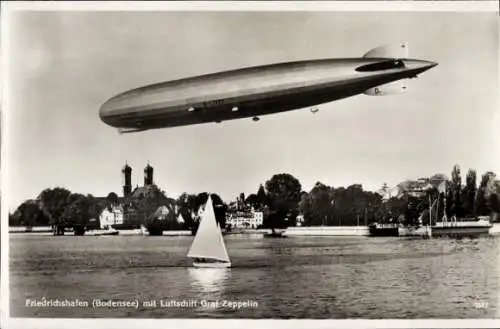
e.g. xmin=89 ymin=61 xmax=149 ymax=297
xmin=11 ymin=224 xmax=498 ymax=236
xmin=285 ymin=226 xmax=370 ymax=236
xmin=162 ymin=230 xmax=191 ymax=236
xmin=8 ymin=226 xmax=192 ymax=236
xmin=490 ymin=222 xmax=500 ymax=235
xmin=9 ymin=226 xmax=53 ymax=233
xmin=226 ymin=228 xmax=270 ymax=235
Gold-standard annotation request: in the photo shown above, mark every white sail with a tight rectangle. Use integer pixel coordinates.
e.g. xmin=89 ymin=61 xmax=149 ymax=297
xmin=187 ymin=196 xmax=230 ymax=263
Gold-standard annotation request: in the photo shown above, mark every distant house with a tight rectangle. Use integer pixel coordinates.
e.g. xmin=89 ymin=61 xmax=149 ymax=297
xmin=177 ymin=213 xmax=185 ymax=224
xmin=99 ymin=205 xmax=124 ymax=229
xmin=251 ymin=210 xmax=264 ymax=228
xmin=296 ymin=214 xmax=305 ymax=226
xmin=226 ymin=209 xmax=263 ymax=229
xmin=153 ymin=205 xmax=170 ymax=220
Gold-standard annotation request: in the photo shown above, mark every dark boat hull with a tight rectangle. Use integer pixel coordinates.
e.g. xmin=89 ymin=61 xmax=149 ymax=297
xmin=263 ymin=232 xmax=287 ymax=238
xmin=431 ymin=226 xmax=491 ymax=238
xmin=368 ymin=225 xmax=399 ymax=237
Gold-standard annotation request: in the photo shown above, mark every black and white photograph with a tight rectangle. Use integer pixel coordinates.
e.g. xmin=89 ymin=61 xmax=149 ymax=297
xmin=2 ymin=1 xmax=499 ymax=328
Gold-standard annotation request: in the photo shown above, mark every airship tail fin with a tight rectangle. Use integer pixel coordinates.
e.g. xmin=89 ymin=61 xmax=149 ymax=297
xmin=364 ymin=80 xmax=408 ymax=96
xmin=363 ymin=43 xmax=409 ymax=59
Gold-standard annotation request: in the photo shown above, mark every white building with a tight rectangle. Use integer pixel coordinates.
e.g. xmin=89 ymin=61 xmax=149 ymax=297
xmin=296 ymin=214 xmax=305 ymax=226
xmin=153 ymin=205 xmax=170 ymax=220
xmin=252 ymin=211 xmax=264 ymax=227
xmin=99 ymin=205 xmax=124 ymax=229
xmin=226 ymin=210 xmax=263 ymax=229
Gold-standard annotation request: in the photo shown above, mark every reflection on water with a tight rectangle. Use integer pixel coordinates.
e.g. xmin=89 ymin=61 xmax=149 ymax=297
xmin=188 ymin=268 xmax=231 ymax=296
xmin=9 ymin=235 xmax=500 ymax=318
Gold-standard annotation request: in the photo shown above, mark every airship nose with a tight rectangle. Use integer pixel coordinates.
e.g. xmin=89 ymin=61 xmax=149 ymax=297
xmin=99 ymin=103 xmax=107 ymax=120
xmin=99 ymin=98 xmax=114 ymax=125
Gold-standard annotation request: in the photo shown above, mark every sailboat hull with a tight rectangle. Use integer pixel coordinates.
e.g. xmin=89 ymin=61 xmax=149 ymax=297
xmin=193 ymin=261 xmax=231 ymax=268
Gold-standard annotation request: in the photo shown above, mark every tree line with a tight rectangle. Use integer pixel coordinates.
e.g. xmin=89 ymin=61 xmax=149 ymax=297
xmin=9 ymin=185 xmax=230 ymax=235
xmin=443 ymin=166 xmax=499 ymax=218
xmin=9 ymin=165 xmax=500 ymax=234
xmin=299 ymin=166 xmax=500 ymax=227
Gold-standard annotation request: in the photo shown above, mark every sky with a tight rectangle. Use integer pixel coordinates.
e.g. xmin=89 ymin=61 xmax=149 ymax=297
xmin=4 ymin=5 xmax=499 ymax=211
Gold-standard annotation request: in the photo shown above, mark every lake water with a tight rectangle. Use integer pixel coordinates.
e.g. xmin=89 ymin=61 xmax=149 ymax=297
xmin=9 ymin=234 xmax=500 ymax=318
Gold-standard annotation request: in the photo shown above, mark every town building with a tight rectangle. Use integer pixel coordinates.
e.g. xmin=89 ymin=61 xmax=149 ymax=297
xmin=99 ymin=204 xmax=124 ymax=229
xmin=296 ymin=214 xmax=305 ymax=226
xmin=122 ymin=163 xmax=132 ymax=197
xmin=153 ymin=205 xmax=170 ymax=220
xmin=226 ymin=209 xmax=264 ymax=229
xmin=97 ymin=162 xmax=163 ymax=227
xmin=144 ymin=163 xmax=154 ymax=186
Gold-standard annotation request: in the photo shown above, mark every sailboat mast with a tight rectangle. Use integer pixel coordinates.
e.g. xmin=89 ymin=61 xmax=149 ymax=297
xmin=429 ymin=194 xmax=432 ymax=228
xmin=436 ymin=193 xmax=439 ymax=225
xmin=443 ymin=194 xmax=447 ymax=222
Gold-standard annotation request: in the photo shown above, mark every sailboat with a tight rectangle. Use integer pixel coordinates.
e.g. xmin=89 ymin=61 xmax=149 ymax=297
xmin=187 ymin=196 xmax=231 ymax=268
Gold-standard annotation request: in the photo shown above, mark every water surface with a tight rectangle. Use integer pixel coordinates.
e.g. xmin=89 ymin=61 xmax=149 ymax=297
xmin=10 ymin=234 xmax=500 ymax=318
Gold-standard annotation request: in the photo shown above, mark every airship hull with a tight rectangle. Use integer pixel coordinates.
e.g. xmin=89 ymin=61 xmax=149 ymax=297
xmin=99 ymin=53 xmax=437 ymax=131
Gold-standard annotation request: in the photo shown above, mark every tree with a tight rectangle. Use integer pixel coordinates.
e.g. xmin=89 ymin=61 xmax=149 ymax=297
xmin=106 ymin=192 xmax=119 ymax=206
xmin=211 ymin=193 xmax=227 ymax=229
xmin=302 ymin=182 xmax=334 ymax=226
xmin=445 ymin=180 xmax=453 ymax=217
xmin=462 ymin=169 xmax=477 ymax=216
xmin=449 ymin=165 xmax=463 ymax=217
xmin=476 ymin=172 xmax=497 ymax=215
xmin=344 ymin=184 xmax=367 ymax=226
xmin=404 ymin=195 xmax=421 ymax=226
xmin=385 ymin=196 xmax=409 ymax=223
xmin=256 ymin=184 xmax=268 ymax=209
xmin=493 ymin=181 xmax=500 ymax=215
xmin=86 ymin=194 xmax=101 ymax=220
xmin=264 ymin=173 xmax=302 ymax=231
xmin=194 ymin=192 xmax=209 ymax=213
xmin=298 ymin=182 xmax=384 ymax=227
xmin=489 ymin=193 xmax=500 ymax=215
xmin=130 ymin=185 xmax=170 ymax=235
xmin=37 ymin=187 xmax=72 ymax=235
xmin=11 ymin=200 xmax=48 ymax=227
xmin=176 ymin=193 xmax=197 ymax=230
xmin=245 ymin=194 xmax=259 ymax=210
xmin=61 ymin=193 xmax=94 ymax=235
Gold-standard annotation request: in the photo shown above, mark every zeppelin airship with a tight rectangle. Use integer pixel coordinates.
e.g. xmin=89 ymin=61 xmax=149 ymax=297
xmin=99 ymin=43 xmax=437 ymax=133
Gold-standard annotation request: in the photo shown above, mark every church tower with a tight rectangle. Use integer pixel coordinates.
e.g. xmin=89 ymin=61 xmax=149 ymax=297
xmin=122 ymin=163 xmax=132 ymax=197
xmin=144 ymin=163 xmax=154 ymax=186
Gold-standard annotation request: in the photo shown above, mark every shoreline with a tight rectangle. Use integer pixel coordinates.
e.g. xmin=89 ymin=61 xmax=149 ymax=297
xmin=9 ymin=223 xmax=500 ymax=237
